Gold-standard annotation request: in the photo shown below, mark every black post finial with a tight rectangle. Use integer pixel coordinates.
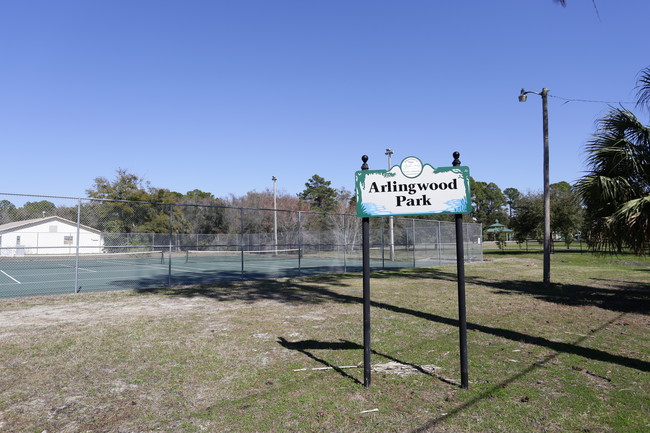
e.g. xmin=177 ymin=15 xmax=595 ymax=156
xmin=452 ymin=152 xmax=461 ymax=167
xmin=361 ymin=155 xmax=369 ymax=170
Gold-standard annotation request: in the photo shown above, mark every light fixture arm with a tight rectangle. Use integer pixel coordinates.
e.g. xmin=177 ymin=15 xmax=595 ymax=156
xmin=519 ymin=88 xmax=546 ymax=102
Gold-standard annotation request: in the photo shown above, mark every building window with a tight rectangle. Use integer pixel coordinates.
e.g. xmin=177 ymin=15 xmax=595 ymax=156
xmin=49 ymin=225 xmax=58 ymax=233
xmin=64 ymin=236 xmax=73 ymax=245
xmin=16 ymin=236 xmax=21 ymax=245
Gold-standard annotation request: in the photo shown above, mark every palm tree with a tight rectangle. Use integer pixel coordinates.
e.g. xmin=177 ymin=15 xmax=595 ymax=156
xmin=576 ymin=67 xmax=650 ymax=255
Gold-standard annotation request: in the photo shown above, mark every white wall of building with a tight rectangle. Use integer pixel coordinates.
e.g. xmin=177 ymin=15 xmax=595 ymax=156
xmin=0 ymin=218 xmax=104 ymax=256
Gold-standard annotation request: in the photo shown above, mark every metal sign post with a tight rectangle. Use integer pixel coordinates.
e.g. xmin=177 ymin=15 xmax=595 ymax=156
xmin=452 ymin=152 xmax=469 ymax=389
xmin=361 ymin=155 xmax=372 ymax=388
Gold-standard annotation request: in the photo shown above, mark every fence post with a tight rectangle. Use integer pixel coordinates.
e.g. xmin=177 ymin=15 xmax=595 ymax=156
xmin=168 ymin=204 xmax=173 ymax=287
xmin=343 ymin=213 xmax=348 ymax=273
xmin=405 ymin=221 xmax=409 ymax=256
xmin=464 ymin=220 xmax=470 ymax=261
xmin=381 ymin=217 xmax=385 ymax=269
xmin=240 ymin=208 xmax=245 ymax=279
xmin=437 ymin=221 xmax=442 ymax=265
xmin=74 ymin=199 xmax=81 ymax=293
xmin=298 ymin=211 xmax=302 ymax=256
xmin=298 ymin=211 xmax=302 ymax=275
xmin=412 ymin=219 xmax=416 ymax=268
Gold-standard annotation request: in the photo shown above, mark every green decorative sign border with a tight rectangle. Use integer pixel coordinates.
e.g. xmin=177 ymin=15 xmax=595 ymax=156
xmin=355 ymin=158 xmax=472 ymax=218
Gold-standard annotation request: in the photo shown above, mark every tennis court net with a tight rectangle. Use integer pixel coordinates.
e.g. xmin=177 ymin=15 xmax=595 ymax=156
xmin=0 ymin=250 xmax=165 ymax=269
xmin=185 ymin=248 xmax=301 ymax=263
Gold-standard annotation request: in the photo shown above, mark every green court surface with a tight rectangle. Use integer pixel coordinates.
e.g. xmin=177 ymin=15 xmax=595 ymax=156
xmin=0 ymin=250 xmax=429 ymax=298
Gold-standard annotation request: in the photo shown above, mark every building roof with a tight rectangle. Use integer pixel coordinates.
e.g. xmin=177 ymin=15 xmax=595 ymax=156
xmin=485 ymin=220 xmax=513 ymax=233
xmin=0 ymin=216 xmax=102 ymax=234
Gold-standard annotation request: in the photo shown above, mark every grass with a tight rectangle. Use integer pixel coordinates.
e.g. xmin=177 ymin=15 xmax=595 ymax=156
xmin=482 ymin=239 xmax=590 ymax=252
xmin=0 ymin=251 xmax=648 ymax=432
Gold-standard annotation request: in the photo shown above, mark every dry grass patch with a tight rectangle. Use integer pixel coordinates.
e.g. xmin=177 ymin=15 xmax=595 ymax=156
xmin=0 ymin=253 xmax=648 ymax=432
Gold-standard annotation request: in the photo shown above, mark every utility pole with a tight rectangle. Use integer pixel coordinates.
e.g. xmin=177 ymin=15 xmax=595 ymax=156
xmin=541 ymin=88 xmax=550 ymax=287
xmin=519 ymin=88 xmax=551 ymax=286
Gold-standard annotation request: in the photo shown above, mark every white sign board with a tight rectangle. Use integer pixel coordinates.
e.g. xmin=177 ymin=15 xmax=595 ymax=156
xmin=355 ymin=156 xmax=471 ymax=217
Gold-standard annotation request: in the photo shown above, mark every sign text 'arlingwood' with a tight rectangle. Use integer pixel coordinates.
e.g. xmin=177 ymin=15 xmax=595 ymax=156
xmin=355 ymin=156 xmax=471 ymax=217
xmin=368 ymin=178 xmax=459 ymax=207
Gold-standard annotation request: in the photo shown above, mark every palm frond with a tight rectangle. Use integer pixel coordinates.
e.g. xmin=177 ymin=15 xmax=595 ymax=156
xmin=585 ymin=109 xmax=650 ymax=179
xmin=611 ymin=195 xmax=650 ymax=255
xmin=578 ymin=92 xmax=650 ymax=255
xmin=635 ymin=66 xmax=650 ymax=112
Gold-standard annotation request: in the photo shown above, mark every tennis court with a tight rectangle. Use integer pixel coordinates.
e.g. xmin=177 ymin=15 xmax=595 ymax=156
xmin=0 ymin=192 xmax=483 ymax=299
xmin=0 ymin=248 xmax=427 ymax=298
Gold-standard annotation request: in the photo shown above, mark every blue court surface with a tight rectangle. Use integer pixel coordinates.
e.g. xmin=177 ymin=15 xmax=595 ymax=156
xmin=0 ymin=250 xmax=421 ymax=298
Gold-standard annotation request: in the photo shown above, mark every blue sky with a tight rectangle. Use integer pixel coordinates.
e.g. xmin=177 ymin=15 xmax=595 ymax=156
xmin=1 ymin=0 xmax=648 ymax=203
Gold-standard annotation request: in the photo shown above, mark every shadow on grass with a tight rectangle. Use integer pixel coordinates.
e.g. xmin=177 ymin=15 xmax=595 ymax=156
xmin=473 ymin=277 xmax=650 ymax=314
xmin=134 ymin=269 xmax=649 ymax=374
xmin=368 ymin=295 xmax=649 ymax=373
xmin=126 ymin=263 xmax=648 ymax=431
xmin=277 ymin=337 xmax=362 ymax=385
xmin=370 ymin=266 xmax=650 ymax=314
xmin=276 ymin=292 xmax=645 ymax=432
xmin=131 ymin=272 xmax=357 ymax=305
xmin=111 ymin=263 xmax=649 ymax=315
xmin=277 ymin=337 xmax=459 ymax=387
xmin=410 ymin=312 xmax=624 ymax=433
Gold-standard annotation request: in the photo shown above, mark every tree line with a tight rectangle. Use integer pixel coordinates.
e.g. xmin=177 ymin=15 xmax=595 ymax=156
xmin=0 ymin=168 xmax=612 ymax=251
xmin=0 ymin=171 xmax=356 ymax=240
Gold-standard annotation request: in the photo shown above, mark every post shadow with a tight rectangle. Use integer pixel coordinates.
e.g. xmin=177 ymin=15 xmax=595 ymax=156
xmin=277 ymin=337 xmax=363 ymax=385
xmin=279 ymin=337 xmax=459 ymax=387
xmin=410 ymin=311 xmax=627 ymax=433
xmin=135 ymin=268 xmax=649 ymax=373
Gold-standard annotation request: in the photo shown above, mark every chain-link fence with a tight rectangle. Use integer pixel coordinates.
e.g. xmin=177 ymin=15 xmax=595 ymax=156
xmin=0 ymin=193 xmax=482 ymax=298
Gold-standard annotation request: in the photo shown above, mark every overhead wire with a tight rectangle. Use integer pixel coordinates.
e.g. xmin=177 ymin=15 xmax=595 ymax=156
xmin=548 ymin=94 xmax=636 ymax=105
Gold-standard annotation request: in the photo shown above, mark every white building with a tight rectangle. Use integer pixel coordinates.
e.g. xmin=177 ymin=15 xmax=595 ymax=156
xmin=0 ymin=216 xmax=104 ymax=256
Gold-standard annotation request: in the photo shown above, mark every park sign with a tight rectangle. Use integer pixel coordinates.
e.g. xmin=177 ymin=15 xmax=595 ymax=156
xmin=355 ymin=156 xmax=471 ymax=218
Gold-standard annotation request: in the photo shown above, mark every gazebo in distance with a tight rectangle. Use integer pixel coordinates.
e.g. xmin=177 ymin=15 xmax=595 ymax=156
xmin=486 ymin=220 xmax=513 ymax=241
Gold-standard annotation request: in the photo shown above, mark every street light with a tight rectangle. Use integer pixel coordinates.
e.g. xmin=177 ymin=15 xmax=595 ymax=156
xmin=272 ymin=176 xmax=278 ymax=254
xmin=519 ymin=88 xmax=551 ymax=287
xmin=385 ymin=148 xmax=395 ymax=261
